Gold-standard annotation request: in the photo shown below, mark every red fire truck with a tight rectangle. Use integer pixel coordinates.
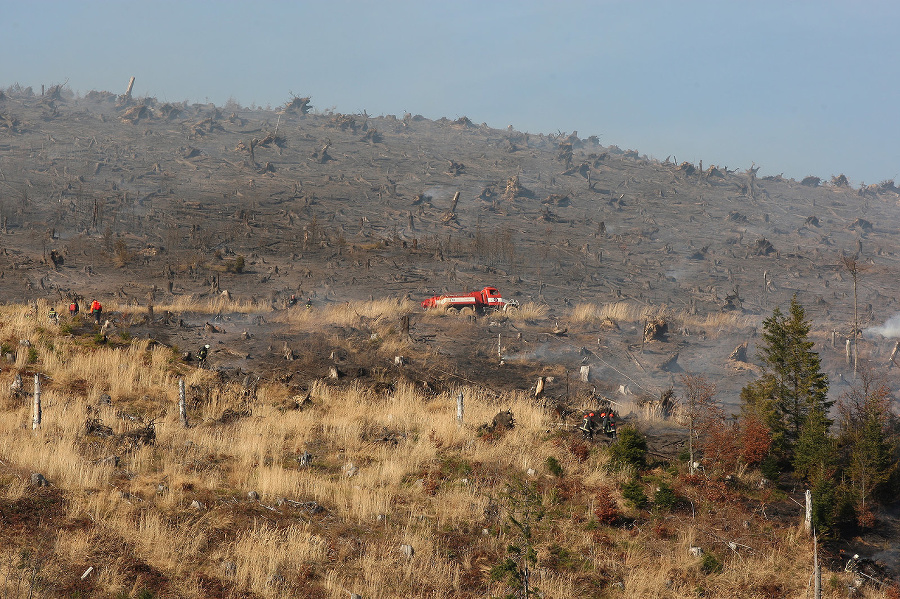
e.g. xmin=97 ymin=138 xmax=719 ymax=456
xmin=421 ymin=287 xmax=518 ymax=312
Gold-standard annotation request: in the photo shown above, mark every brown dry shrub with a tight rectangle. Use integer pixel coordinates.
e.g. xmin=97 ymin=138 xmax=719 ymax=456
xmin=593 ymin=486 xmax=621 ymax=525
xmin=857 ymin=507 xmax=876 ymax=529
xmin=702 ymin=479 xmax=734 ymax=503
xmin=652 ymin=520 xmax=673 ymax=539
xmin=554 ymin=477 xmax=584 ymax=502
xmin=738 ymin=415 xmax=772 ymax=468
xmin=568 ymin=439 xmax=590 ymax=463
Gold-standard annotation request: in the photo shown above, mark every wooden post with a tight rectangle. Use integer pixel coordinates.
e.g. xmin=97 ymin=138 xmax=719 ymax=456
xmin=641 ymin=319 xmax=647 ymax=353
xmin=804 ymin=489 xmax=812 ymax=535
xmin=845 ymin=339 xmax=852 ymax=365
xmin=831 ymin=330 xmax=836 ymax=348
xmin=813 ymin=530 xmax=821 ymax=599
xmin=178 ymin=379 xmax=188 ymax=427
xmin=450 ymin=191 xmax=460 ymax=213
xmin=498 ymin=333 xmax=502 ymax=362
xmin=124 ymin=76 xmax=135 ymax=100
xmin=688 ymin=399 xmax=695 ymax=476
xmin=401 ymin=315 xmax=410 ymax=339
xmin=32 ymin=374 xmax=41 ymax=430
xmin=890 ymin=341 xmax=900 ymax=368
xmin=580 ymin=365 xmax=591 ymax=382
xmin=456 ymin=392 xmax=464 ymax=424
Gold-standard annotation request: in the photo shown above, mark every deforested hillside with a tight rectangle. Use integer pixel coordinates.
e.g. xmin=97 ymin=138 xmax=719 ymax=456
xmin=2 ymin=84 xmax=900 ymax=406
xmin=0 ymin=83 xmax=899 ymax=598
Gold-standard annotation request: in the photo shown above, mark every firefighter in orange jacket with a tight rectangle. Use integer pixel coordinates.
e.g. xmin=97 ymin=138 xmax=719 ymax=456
xmin=90 ymin=299 xmax=102 ymax=324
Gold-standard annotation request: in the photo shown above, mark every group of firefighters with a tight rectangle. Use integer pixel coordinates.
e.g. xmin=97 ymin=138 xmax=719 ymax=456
xmin=46 ymin=299 xmax=103 ymax=325
xmin=579 ymin=405 xmax=618 ymax=440
xmin=287 ymin=294 xmax=313 ymax=309
xmin=47 ymin=298 xmax=214 ymax=369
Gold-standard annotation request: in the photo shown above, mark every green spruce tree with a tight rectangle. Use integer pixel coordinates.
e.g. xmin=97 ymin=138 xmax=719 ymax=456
xmin=742 ymin=296 xmax=831 ymax=462
xmin=793 ymin=407 xmax=835 ymax=483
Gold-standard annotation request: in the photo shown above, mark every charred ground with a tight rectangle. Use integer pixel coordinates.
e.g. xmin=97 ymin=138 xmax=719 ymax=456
xmin=2 ymin=85 xmax=899 ymax=405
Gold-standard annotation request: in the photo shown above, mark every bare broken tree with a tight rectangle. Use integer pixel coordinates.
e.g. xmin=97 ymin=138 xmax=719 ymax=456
xmin=282 ymin=95 xmax=311 ymax=114
xmin=841 ymin=255 xmax=869 ymax=376
xmin=679 ymin=373 xmax=719 ymax=475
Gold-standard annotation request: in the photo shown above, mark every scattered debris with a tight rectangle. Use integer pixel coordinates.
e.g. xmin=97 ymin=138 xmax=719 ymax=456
xmin=845 ymin=553 xmax=892 ymax=589
xmin=282 ymin=96 xmax=311 ymax=114
xmin=752 ymin=238 xmax=776 ymax=256
xmin=721 ymin=288 xmax=744 ymax=312
xmin=502 ymin=174 xmax=534 ymax=201
xmin=640 ymin=388 xmax=677 ymax=419
xmin=705 ymin=165 xmax=725 ymax=179
xmin=551 ymin=322 xmax=568 ymax=336
xmin=0 ymin=113 xmax=26 ymax=133
xmin=362 ymin=128 xmax=382 ymax=144
xmin=119 ymin=105 xmax=147 ymax=124
xmin=116 ymin=421 xmax=157 ymax=453
xmin=644 ymin=318 xmax=668 ymax=342
xmin=729 ymin=343 xmax=748 ymax=362
xmin=83 ymin=418 xmax=114 ymax=437
xmin=480 ymin=410 xmax=515 ymax=435
xmin=832 ymin=174 xmax=850 ymax=188
xmin=801 ymin=175 xmax=820 ymax=187
xmin=658 ymin=352 xmax=681 ymax=372
xmin=849 ymin=218 xmax=873 ymax=233
xmin=311 ymin=142 xmax=333 ymax=163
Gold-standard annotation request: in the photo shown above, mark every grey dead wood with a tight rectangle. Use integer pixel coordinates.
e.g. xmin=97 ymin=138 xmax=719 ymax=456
xmin=178 ymin=378 xmax=188 ymax=427
xmin=32 ymin=373 xmax=41 ymax=429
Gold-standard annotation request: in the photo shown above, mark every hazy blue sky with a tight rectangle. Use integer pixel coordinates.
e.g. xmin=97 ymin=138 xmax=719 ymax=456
xmin=2 ymin=0 xmax=898 ymax=184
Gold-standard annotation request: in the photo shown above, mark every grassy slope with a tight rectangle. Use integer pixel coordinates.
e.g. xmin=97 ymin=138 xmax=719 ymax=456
xmin=0 ymin=301 xmax=879 ymax=599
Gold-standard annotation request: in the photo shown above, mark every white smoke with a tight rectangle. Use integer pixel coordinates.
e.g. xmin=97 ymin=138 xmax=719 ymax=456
xmin=865 ymin=313 xmax=900 ymax=338
xmin=424 ymin=186 xmax=450 ymax=201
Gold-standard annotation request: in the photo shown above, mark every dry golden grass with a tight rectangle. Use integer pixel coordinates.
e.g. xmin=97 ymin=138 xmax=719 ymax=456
xmin=275 ymin=297 xmax=416 ymax=328
xmin=506 ymin=301 xmax=549 ymax=322
xmin=566 ymin=301 xmax=759 ymax=337
xmin=567 ymin=300 xmax=650 ymax=323
xmin=144 ymin=294 xmax=271 ymax=315
xmin=0 ymin=301 xmax=865 ymax=598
